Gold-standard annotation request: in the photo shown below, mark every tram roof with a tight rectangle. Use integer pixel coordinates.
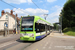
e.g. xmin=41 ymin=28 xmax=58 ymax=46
xmin=22 ymin=16 xmax=53 ymax=26
xmin=34 ymin=16 xmax=52 ymax=26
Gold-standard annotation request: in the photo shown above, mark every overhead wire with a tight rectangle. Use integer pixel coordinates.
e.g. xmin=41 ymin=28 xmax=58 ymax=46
xmin=31 ymin=0 xmax=46 ymax=14
xmin=0 ymin=0 xmax=47 ymax=16
xmin=0 ymin=0 xmax=29 ymax=15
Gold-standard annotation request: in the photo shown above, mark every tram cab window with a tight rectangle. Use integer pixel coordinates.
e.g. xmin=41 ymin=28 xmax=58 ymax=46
xmin=21 ymin=17 xmax=34 ymax=31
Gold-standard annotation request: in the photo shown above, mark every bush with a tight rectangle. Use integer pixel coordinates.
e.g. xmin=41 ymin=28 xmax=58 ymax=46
xmin=63 ymin=27 xmax=75 ymax=36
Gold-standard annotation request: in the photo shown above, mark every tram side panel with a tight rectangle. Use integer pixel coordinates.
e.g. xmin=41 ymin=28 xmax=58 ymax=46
xmin=35 ymin=23 xmax=46 ymax=40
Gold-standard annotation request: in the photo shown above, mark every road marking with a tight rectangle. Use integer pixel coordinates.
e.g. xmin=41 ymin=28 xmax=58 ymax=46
xmin=51 ymin=36 xmax=75 ymax=39
xmin=0 ymin=41 xmax=17 ymax=48
xmin=43 ymin=42 xmax=48 ymax=49
xmin=49 ymin=42 xmax=52 ymax=49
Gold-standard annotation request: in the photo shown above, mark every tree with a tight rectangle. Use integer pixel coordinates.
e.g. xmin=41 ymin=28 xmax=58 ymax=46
xmin=60 ymin=0 xmax=75 ymax=29
xmin=53 ymin=23 xmax=56 ymax=29
xmin=53 ymin=23 xmax=59 ymax=30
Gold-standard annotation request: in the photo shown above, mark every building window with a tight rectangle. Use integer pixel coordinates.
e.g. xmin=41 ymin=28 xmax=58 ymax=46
xmin=4 ymin=22 xmax=8 ymax=27
xmin=6 ymin=15 xmax=8 ymax=19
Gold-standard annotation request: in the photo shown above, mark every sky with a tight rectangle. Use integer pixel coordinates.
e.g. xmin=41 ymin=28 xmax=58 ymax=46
xmin=0 ymin=0 xmax=67 ymax=24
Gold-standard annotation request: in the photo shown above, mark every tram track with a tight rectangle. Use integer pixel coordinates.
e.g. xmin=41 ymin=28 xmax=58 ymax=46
xmin=0 ymin=38 xmax=35 ymax=50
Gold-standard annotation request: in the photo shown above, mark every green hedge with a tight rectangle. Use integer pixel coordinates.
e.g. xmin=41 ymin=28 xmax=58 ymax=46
xmin=63 ymin=27 xmax=75 ymax=36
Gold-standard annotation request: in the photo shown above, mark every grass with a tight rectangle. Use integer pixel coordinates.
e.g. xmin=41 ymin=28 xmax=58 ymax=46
xmin=63 ymin=27 xmax=75 ymax=36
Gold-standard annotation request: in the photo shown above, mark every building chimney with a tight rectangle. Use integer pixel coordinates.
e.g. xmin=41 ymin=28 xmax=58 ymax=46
xmin=16 ymin=14 xmax=18 ymax=20
xmin=11 ymin=10 xmax=13 ymax=15
xmin=1 ymin=10 xmax=5 ymax=16
xmin=16 ymin=14 xmax=17 ymax=17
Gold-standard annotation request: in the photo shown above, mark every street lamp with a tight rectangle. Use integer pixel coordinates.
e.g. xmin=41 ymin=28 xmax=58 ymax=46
xmin=44 ymin=14 xmax=48 ymax=20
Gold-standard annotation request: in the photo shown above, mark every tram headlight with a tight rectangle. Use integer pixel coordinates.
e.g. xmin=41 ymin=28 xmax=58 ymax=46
xmin=20 ymin=34 xmax=24 ymax=37
xmin=30 ymin=34 xmax=34 ymax=37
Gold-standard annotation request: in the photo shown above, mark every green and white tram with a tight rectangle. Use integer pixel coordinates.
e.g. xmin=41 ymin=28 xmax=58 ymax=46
xmin=20 ymin=16 xmax=52 ymax=41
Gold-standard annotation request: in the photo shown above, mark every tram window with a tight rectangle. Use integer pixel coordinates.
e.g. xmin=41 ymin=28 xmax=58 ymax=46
xmin=40 ymin=24 xmax=45 ymax=32
xmin=46 ymin=25 xmax=49 ymax=31
xmin=35 ymin=23 xmax=45 ymax=33
xmin=48 ymin=26 xmax=49 ymax=30
xmin=35 ymin=23 xmax=40 ymax=33
xmin=50 ymin=26 xmax=51 ymax=30
xmin=47 ymin=25 xmax=48 ymax=30
xmin=42 ymin=24 xmax=45 ymax=32
xmin=49 ymin=26 xmax=50 ymax=30
xmin=50 ymin=26 xmax=52 ymax=30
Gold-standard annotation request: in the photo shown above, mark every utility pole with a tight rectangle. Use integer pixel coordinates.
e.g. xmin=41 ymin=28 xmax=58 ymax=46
xmin=44 ymin=14 xmax=48 ymax=35
xmin=15 ymin=14 xmax=17 ymax=34
xmin=7 ymin=15 xmax=9 ymax=35
xmin=59 ymin=14 xmax=62 ymax=34
xmin=61 ymin=15 xmax=62 ymax=34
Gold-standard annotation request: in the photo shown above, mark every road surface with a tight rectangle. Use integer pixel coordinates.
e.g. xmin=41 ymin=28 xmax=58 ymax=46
xmin=0 ymin=31 xmax=75 ymax=50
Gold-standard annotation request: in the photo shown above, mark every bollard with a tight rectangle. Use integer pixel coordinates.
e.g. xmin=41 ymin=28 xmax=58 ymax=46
xmin=16 ymin=31 xmax=17 ymax=34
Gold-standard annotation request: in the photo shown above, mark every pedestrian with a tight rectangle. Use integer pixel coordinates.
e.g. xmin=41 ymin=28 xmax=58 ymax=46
xmin=17 ymin=26 xmax=20 ymax=34
xmin=13 ymin=28 xmax=16 ymax=34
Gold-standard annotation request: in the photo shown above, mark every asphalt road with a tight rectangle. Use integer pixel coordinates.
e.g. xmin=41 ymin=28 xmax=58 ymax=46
xmin=0 ymin=31 xmax=75 ymax=50
xmin=24 ymin=35 xmax=75 ymax=50
xmin=0 ymin=34 xmax=35 ymax=50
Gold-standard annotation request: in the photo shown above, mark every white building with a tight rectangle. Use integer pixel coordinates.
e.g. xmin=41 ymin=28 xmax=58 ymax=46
xmin=0 ymin=10 xmax=20 ymax=31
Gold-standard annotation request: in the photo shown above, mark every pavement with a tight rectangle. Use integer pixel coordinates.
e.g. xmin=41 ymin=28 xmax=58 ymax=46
xmin=0 ymin=33 xmax=20 ymax=40
xmin=50 ymin=30 xmax=75 ymax=39
xmin=50 ymin=30 xmax=64 ymax=36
